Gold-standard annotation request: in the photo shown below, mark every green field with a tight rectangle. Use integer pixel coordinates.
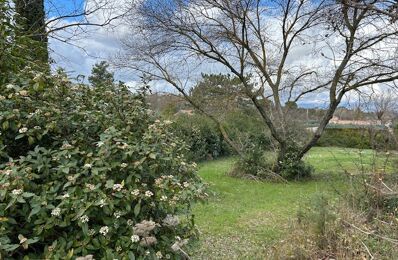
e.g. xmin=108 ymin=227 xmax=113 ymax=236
xmin=306 ymin=147 xmax=396 ymax=174
xmin=192 ymin=147 xmax=397 ymax=259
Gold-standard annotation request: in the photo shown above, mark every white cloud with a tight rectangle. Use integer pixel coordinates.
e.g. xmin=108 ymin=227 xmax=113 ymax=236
xmin=49 ymin=29 xmax=121 ymax=79
xmin=48 ymin=0 xmax=132 ymax=81
xmin=48 ymin=1 xmax=397 ymax=109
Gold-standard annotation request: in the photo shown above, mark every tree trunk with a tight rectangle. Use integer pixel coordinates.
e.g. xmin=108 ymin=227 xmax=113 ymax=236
xmin=14 ymin=0 xmax=49 ymax=65
xmin=297 ymin=100 xmax=341 ymax=160
xmin=271 ymin=141 xmax=290 ymax=174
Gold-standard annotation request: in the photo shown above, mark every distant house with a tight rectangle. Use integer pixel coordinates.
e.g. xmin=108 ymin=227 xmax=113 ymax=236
xmin=307 ymin=116 xmax=393 ymax=133
xmin=329 ymin=116 xmax=383 ymax=126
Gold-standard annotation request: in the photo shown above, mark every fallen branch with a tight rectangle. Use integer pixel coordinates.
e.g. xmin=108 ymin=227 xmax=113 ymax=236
xmin=360 ymin=240 xmax=374 ymax=260
xmin=343 ymin=220 xmax=398 ymax=245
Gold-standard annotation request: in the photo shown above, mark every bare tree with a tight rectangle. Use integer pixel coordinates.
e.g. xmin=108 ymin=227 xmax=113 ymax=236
xmin=118 ymin=0 xmax=398 ymax=174
xmin=366 ymin=89 xmax=398 ymax=122
xmin=340 ymin=0 xmax=398 ymax=22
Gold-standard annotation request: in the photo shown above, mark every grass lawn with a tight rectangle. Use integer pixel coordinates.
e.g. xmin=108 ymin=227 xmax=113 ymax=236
xmin=191 ymin=147 xmax=397 ymax=259
xmin=306 ymin=147 xmax=396 ymax=174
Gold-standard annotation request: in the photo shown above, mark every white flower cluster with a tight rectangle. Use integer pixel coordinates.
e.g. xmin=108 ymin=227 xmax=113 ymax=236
xmin=145 ymin=191 xmax=154 ymax=197
xmin=155 ymin=175 xmax=175 ymax=188
xmin=131 ymin=235 xmax=140 ymax=243
xmin=86 ymin=184 xmax=95 ymax=191
xmin=19 ymin=90 xmax=28 ymax=96
xmin=80 ymin=215 xmax=89 ymax=223
xmin=12 ymin=189 xmax=23 ymax=195
xmin=99 ymin=226 xmax=109 ymax=236
xmin=5 ymin=84 xmax=15 ymax=89
xmin=88 ymin=229 xmax=96 ymax=236
xmin=51 ymin=207 xmax=61 ymax=217
xmin=99 ymin=199 xmax=106 ymax=207
xmin=18 ymin=127 xmax=28 ymax=133
xmin=112 ymin=183 xmax=123 ymax=192
xmin=118 ymin=142 xmax=129 ymax=150
xmin=114 ymin=211 xmax=122 ymax=219
xmin=155 ymin=178 xmax=163 ymax=186
xmin=120 ymin=163 xmax=128 ymax=168
xmin=131 ymin=189 xmax=140 ymax=196
xmin=61 ymin=143 xmax=73 ymax=150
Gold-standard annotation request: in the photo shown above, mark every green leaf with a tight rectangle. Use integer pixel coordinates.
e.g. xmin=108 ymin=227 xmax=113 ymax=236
xmin=82 ymin=223 xmax=88 ymax=235
xmin=128 ymin=251 xmax=135 ymax=260
xmin=134 ymin=202 xmax=141 ymax=217
xmin=28 ymin=136 xmax=35 ymax=144
xmin=33 ymin=82 xmax=42 ymax=91
xmin=92 ymin=238 xmax=100 ymax=248
xmin=2 ymin=120 xmax=9 ymax=130
xmin=28 ymin=206 xmax=41 ymax=220
xmin=5 ymin=198 xmax=16 ymax=209
xmin=15 ymin=134 xmax=25 ymax=140
xmin=23 ymin=192 xmax=35 ymax=198
xmin=17 ymin=197 xmax=26 ymax=203
xmin=1 ymin=244 xmax=19 ymax=252
xmin=66 ymin=249 xmax=74 ymax=259
xmin=26 ymin=237 xmax=39 ymax=245
xmin=7 ymin=218 xmax=17 ymax=224
xmin=106 ymin=250 xmax=113 ymax=259
xmin=105 ymin=180 xmax=114 ymax=188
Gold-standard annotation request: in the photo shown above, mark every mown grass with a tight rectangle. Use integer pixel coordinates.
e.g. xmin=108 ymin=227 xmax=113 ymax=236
xmin=191 ymin=147 xmax=398 ymax=259
xmin=306 ymin=147 xmax=396 ymax=174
